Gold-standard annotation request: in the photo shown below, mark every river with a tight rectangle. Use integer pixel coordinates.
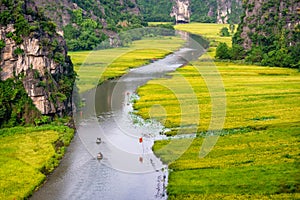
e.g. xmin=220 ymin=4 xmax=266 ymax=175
xmin=31 ymin=32 xmax=206 ymax=200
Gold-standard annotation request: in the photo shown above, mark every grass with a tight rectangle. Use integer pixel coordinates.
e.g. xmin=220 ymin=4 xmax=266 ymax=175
xmin=133 ymin=23 xmax=300 ymax=198
xmin=70 ymin=36 xmax=184 ymax=92
xmin=0 ymin=126 xmax=74 ymax=199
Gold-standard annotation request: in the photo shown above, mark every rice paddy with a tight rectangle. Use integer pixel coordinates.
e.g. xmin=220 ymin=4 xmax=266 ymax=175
xmin=70 ymin=36 xmax=184 ymax=92
xmin=0 ymin=126 xmax=74 ymax=199
xmin=133 ymin=23 xmax=300 ymax=198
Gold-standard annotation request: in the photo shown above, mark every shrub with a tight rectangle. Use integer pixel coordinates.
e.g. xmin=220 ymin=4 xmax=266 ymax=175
xmin=0 ymin=39 xmax=5 ymax=50
xmin=13 ymin=47 xmax=24 ymax=55
xmin=220 ymin=27 xmax=230 ymax=37
xmin=215 ymin=42 xmax=231 ymax=59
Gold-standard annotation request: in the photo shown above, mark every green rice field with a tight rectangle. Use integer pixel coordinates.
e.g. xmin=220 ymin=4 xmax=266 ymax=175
xmin=0 ymin=126 xmax=74 ymax=199
xmin=133 ymin=23 xmax=300 ymax=199
xmin=70 ymin=36 xmax=184 ymax=92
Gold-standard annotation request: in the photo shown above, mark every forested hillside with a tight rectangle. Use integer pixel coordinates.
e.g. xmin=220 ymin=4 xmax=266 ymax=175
xmin=228 ymin=0 xmax=300 ymax=68
xmin=137 ymin=0 xmax=173 ymax=22
xmin=35 ymin=0 xmax=145 ymax=51
xmin=137 ymin=0 xmax=243 ymax=23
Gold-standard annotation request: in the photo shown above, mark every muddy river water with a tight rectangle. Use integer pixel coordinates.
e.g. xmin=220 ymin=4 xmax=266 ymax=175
xmin=31 ymin=32 xmax=205 ymax=200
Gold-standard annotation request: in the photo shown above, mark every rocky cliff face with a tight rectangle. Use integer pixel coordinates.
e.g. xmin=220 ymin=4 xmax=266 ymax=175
xmin=171 ymin=0 xmax=191 ymax=23
xmin=187 ymin=0 xmax=243 ymax=23
xmin=0 ymin=0 xmax=76 ymax=118
xmin=234 ymin=0 xmax=300 ymax=50
xmin=231 ymin=0 xmax=300 ymax=68
xmin=34 ymin=0 xmax=141 ymax=36
xmin=216 ymin=0 xmax=242 ymax=24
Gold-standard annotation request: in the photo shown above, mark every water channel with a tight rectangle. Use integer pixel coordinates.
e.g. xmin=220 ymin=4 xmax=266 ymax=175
xmin=31 ymin=32 xmax=206 ymax=200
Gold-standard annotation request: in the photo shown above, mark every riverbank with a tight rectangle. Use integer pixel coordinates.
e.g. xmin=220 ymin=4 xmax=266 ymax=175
xmin=134 ymin=23 xmax=300 ymax=198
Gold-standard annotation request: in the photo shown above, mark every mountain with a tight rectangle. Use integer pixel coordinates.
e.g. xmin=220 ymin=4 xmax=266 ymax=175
xmin=34 ymin=0 xmax=145 ymax=51
xmin=232 ymin=0 xmax=300 ymax=68
xmin=137 ymin=0 xmax=243 ymax=24
xmin=0 ymin=0 xmax=76 ymax=127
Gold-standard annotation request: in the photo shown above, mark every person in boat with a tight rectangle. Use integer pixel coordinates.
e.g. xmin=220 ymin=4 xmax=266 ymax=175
xmin=97 ymin=152 xmax=103 ymax=160
xmin=96 ymin=137 xmax=101 ymax=144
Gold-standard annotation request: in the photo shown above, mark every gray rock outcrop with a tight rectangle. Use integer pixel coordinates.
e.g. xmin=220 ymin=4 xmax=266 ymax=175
xmin=0 ymin=24 xmax=75 ymax=116
xmin=171 ymin=0 xmax=191 ymax=23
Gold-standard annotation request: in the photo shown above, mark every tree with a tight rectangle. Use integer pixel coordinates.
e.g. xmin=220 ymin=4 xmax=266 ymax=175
xmin=229 ymin=23 xmax=235 ymax=34
xmin=220 ymin=27 xmax=230 ymax=37
xmin=215 ymin=42 xmax=231 ymax=59
xmin=230 ymin=44 xmax=245 ymax=60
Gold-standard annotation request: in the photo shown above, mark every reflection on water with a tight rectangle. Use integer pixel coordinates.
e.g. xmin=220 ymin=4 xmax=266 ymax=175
xmin=31 ymin=32 xmax=206 ymax=200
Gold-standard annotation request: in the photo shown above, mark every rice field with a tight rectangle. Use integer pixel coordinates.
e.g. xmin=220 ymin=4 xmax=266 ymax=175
xmin=70 ymin=36 xmax=184 ymax=92
xmin=134 ymin=63 xmax=300 ymax=134
xmin=0 ymin=126 xmax=74 ymax=199
xmin=133 ymin=23 xmax=300 ymax=198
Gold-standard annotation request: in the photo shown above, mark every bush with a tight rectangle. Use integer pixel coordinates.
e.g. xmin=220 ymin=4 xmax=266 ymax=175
xmin=245 ymin=47 xmax=264 ymax=63
xmin=231 ymin=44 xmax=245 ymax=60
xmin=0 ymin=39 xmax=5 ymax=50
xmin=220 ymin=27 xmax=230 ymax=37
xmin=215 ymin=42 xmax=231 ymax=59
xmin=13 ymin=47 xmax=24 ymax=55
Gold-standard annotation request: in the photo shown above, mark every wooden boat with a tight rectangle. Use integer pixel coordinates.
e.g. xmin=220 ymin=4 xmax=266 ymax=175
xmin=97 ymin=152 xmax=103 ymax=160
xmin=96 ymin=137 xmax=101 ymax=144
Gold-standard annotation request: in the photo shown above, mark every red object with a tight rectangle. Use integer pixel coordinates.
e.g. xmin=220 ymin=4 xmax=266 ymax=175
xmin=139 ymin=157 xmax=143 ymax=163
xmin=139 ymin=137 xmax=143 ymax=143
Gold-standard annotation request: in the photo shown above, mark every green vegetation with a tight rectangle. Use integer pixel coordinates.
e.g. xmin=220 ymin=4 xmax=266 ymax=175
xmin=137 ymin=0 xmax=243 ymax=23
xmin=71 ymin=36 xmax=184 ymax=92
xmin=231 ymin=0 xmax=300 ymax=68
xmin=63 ymin=0 xmax=146 ymax=51
xmin=0 ymin=125 xmax=74 ymax=199
xmin=135 ymin=61 xmax=300 ymax=135
xmin=133 ymin=23 xmax=300 ymax=198
xmin=137 ymin=0 xmax=174 ymax=22
xmin=219 ymin=27 xmax=230 ymax=37
xmin=156 ymin=126 xmax=300 ymax=199
xmin=0 ymin=79 xmax=40 ymax=128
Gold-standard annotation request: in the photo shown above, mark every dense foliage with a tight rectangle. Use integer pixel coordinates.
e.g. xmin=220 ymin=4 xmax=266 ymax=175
xmin=137 ymin=0 xmax=173 ymax=22
xmin=137 ymin=0 xmax=243 ymax=23
xmin=229 ymin=0 xmax=300 ymax=68
xmin=63 ymin=0 xmax=146 ymax=51
xmin=0 ymin=79 xmax=40 ymax=128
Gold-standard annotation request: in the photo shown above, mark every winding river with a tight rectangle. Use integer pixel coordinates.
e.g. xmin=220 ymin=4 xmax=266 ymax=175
xmin=31 ymin=32 xmax=206 ymax=200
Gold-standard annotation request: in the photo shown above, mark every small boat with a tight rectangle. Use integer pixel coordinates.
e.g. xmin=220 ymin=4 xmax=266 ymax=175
xmin=97 ymin=152 xmax=103 ymax=160
xmin=96 ymin=137 xmax=101 ymax=144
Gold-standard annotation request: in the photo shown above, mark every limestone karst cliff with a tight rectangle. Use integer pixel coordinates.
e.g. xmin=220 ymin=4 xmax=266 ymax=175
xmin=0 ymin=0 xmax=76 ymax=127
xmin=138 ymin=0 xmax=243 ymax=23
xmin=171 ymin=0 xmax=191 ymax=23
xmin=190 ymin=0 xmax=243 ymax=23
xmin=230 ymin=0 xmax=300 ymax=68
xmin=234 ymin=0 xmax=300 ymax=50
